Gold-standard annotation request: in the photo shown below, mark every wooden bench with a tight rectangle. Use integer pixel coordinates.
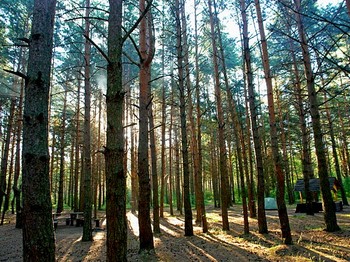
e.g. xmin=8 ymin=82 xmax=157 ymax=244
xmin=295 ymin=201 xmax=343 ymax=213
xmin=69 ymin=212 xmax=84 ymax=226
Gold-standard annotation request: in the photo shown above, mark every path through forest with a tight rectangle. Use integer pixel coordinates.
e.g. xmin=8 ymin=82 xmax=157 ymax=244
xmin=1 ymin=204 xmax=350 ymax=261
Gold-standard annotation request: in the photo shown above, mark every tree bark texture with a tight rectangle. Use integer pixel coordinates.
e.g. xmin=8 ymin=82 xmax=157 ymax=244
xmin=22 ymin=0 xmax=56 ymax=260
xmin=106 ymin=0 xmax=127 ymax=260
xmin=138 ymin=0 xmax=154 ymax=251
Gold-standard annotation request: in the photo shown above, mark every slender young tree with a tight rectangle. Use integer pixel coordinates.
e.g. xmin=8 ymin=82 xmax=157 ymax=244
xmin=0 ymin=99 xmax=15 ymax=212
xmin=21 ymin=0 xmax=57 ymax=260
xmin=13 ymin=80 xmax=24 ymax=228
xmin=56 ymin=87 xmax=67 ymax=215
xmin=149 ymin=99 xmax=160 ymax=233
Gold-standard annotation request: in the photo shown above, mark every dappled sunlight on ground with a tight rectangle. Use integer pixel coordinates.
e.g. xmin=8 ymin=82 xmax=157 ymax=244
xmin=1 ymin=205 xmax=350 ymax=261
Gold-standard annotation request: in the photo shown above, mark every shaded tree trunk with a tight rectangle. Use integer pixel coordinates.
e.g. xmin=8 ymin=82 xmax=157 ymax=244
xmin=294 ymin=0 xmax=340 ymax=232
xmin=56 ymin=87 xmax=67 ymax=214
xmin=74 ymin=79 xmax=81 ymax=212
xmin=0 ymin=98 xmax=16 ymax=211
xmin=22 ymin=0 xmax=56 ymax=260
xmin=324 ymin=92 xmax=348 ymax=206
xmin=175 ymin=0 xmax=193 ymax=236
xmin=13 ymin=80 xmax=24 ymax=228
xmin=106 ymin=0 xmax=127 ymax=260
xmin=193 ymin=0 xmax=207 ymax=231
xmin=208 ymin=0 xmax=230 ymax=231
xmin=254 ymin=0 xmax=291 ymax=243
xmin=240 ymin=0 xmax=267 ymax=234
xmin=138 ymin=0 xmax=154 ymax=251
xmin=149 ymin=98 xmax=160 ymax=233
xmin=82 ymin=0 xmax=93 ymax=241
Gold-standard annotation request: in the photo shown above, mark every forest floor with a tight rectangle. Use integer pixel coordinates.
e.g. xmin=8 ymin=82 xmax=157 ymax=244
xmin=1 ymin=204 xmax=350 ymax=261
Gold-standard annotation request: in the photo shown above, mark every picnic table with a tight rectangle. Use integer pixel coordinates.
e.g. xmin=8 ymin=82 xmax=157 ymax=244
xmin=69 ymin=212 xmax=84 ymax=226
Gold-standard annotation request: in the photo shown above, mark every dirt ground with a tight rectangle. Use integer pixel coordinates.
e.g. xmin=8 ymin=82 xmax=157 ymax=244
xmin=1 ymin=204 xmax=350 ymax=261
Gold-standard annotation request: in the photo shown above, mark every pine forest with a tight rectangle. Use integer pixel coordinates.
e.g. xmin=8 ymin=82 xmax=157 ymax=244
xmin=0 ymin=0 xmax=350 ymax=261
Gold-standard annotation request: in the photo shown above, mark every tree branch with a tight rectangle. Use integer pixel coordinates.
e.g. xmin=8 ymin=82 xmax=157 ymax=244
xmin=3 ymin=69 xmax=28 ymax=80
xmin=83 ymin=34 xmax=110 ymax=64
xmin=122 ymin=0 xmax=153 ymax=43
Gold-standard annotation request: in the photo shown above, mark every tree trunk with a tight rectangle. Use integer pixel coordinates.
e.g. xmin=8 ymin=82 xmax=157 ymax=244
xmin=149 ymin=99 xmax=160 ymax=233
xmin=175 ymin=0 xmax=193 ymax=236
xmin=130 ymin=100 xmax=138 ymax=214
xmin=138 ymin=0 xmax=154 ymax=251
xmin=324 ymin=93 xmax=348 ymax=205
xmin=0 ymin=98 xmax=16 ymax=211
xmin=1 ymin=118 xmax=15 ymax=225
xmin=182 ymin=0 xmax=206 ymax=230
xmin=240 ymin=0 xmax=267 ymax=234
xmin=174 ymin=116 xmax=182 ymax=214
xmin=82 ymin=0 xmax=93 ymax=241
xmin=254 ymin=0 xmax=291 ymax=243
xmin=294 ymin=0 xmax=340 ymax=232
xmin=168 ymin=104 xmax=174 ymax=216
xmin=243 ymin=80 xmax=257 ymax=218
xmin=22 ymin=0 xmax=56 ymax=260
xmin=74 ymin=79 xmax=81 ymax=212
xmin=13 ymin=80 xmax=24 ymax=228
xmin=212 ymin=0 xmax=249 ymax=230
xmin=194 ymin=0 xmax=207 ymax=228
xmin=276 ymin=90 xmax=294 ymax=205
xmin=56 ymin=87 xmax=67 ymax=214
xmin=106 ymin=0 xmax=127 ymax=260
xmin=208 ymin=0 xmax=230 ymax=231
